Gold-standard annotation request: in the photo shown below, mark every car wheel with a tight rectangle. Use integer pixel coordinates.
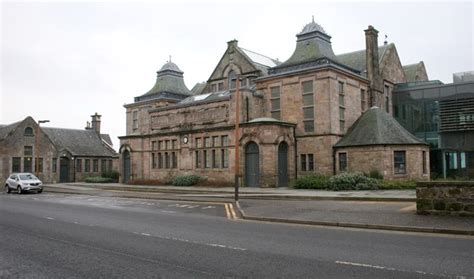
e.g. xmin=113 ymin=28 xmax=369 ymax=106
xmin=38 ymin=189 xmax=43 ymax=194
xmin=17 ymin=186 xmax=23 ymax=195
xmin=5 ymin=185 xmax=10 ymax=194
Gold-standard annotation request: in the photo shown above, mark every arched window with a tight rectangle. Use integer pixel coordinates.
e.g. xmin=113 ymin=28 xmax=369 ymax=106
xmin=228 ymin=70 xmax=236 ymax=89
xmin=24 ymin=127 xmax=34 ymax=136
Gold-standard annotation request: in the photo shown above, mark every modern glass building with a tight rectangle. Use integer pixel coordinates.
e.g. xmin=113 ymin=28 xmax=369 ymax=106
xmin=393 ymin=79 xmax=474 ymax=179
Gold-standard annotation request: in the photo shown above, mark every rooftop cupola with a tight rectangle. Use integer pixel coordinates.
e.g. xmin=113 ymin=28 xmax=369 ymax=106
xmin=274 ymin=17 xmax=336 ymax=69
xmin=134 ymin=58 xmax=191 ymax=103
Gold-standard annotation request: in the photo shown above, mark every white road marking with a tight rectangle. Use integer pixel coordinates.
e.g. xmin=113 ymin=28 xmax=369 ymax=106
xmin=45 ymin=217 xmax=55 ymax=220
xmin=160 ymin=210 xmax=176 ymax=214
xmin=131 ymin=231 xmax=246 ymax=251
xmin=201 ymin=206 xmax=215 ymax=210
xmin=335 ymin=261 xmax=456 ymax=278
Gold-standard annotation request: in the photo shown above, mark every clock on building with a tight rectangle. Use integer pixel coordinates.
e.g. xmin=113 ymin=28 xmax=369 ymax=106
xmin=182 ymin=136 xmax=189 ymax=144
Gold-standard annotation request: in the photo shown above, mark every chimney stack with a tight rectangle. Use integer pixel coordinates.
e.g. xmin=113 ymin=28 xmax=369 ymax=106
xmin=90 ymin=112 xmax=101 ymax=135
xmin=365 ymin=25 xmax=383 ymax=107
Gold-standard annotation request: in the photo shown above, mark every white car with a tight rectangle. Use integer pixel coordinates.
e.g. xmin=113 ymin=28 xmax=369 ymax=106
xmin=5 ymin=173 xmax=43 ymax=194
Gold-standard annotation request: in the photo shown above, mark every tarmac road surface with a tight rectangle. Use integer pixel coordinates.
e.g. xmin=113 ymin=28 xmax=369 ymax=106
xmin=1 ymin=193 xmax=473 ymax=278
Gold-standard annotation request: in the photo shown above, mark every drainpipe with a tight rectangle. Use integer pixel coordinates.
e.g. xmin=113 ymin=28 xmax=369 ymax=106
xmin=293 ymin=125 xmax=297 ymax=181
xmin=332 ymin=147 xmax=337 ymax=175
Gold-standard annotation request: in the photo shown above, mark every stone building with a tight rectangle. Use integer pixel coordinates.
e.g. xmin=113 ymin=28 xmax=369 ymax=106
xmin=119 ymin=19 xmax=430 ymax=187
xmin=0 ymin=113 xmax=118 ymax=184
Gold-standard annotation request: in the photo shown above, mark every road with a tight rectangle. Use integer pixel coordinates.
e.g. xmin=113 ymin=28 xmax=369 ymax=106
xmin=1 ymin=193 xmax=473 ymax=278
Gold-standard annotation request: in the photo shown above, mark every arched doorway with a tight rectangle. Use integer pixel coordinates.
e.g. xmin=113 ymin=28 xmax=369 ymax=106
xmin=123 ymin=150 xmax=131 ymax=183
xmin=245 ymin=142 xmax=259 ymax=187
xmin=278 ymin=142 xmax=289 ymax=187
xmin=59 ymin=157 xmax=70 ymax=183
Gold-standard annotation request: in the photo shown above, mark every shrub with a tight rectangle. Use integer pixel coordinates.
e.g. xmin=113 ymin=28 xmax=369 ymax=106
xmin=327 ymin=172 xmax=380 ymax=191
xmin=85 ymin=176 xmax=114 ymax=183
xmin=171 ymin=175 xmax=201 ymax=186
xmin=101 ymin=170 xmax=119 ymax=182
xmin=294 ymin=175 xmax=329 ymax=189
xmin=379 ymin=180 xmax=417 ymax=190
xmin=367 ymin=169 xmax=384 ymax=180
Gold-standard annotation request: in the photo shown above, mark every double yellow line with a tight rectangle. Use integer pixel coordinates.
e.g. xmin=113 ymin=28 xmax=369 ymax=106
xmin=225 ymin=203 xmax=238 ymax=220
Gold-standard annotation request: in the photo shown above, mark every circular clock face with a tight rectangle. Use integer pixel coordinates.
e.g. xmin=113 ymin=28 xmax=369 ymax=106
xmin=183 ymin=136 xmax=189 ymax=144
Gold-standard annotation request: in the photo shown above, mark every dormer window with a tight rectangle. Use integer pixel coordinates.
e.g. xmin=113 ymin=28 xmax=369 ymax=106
xmin=24 ymin=127 xmax=34 ymax=136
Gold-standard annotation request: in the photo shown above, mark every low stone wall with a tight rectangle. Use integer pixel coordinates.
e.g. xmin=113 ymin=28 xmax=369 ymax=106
xmin=416 ymin=182 xmax=474 ymax=216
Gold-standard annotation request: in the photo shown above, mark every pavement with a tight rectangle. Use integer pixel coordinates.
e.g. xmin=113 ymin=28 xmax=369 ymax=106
xmin=43 ymin=182 xmax=474 ymax=236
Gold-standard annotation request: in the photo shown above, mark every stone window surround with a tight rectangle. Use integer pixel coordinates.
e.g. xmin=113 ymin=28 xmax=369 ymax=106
xmin=301 ymin=78 xmax=315 ymax=133
xmin=24 ymin=127 xmax=34 ymax=136
xmin=300 ymin=153 xmax=314 ymax=171
xmin=384 ymin=82 xmax=392 ymax=114
xmin=132 ymin=110 xmax=138 ymax=131
xmin=393 ymin=150 xmax=407 ymax=175
xmin=338 ymin=152 xmax=347 ymax=172
xmin=151 ymin=137 xmax=179 ymax=170
xmin=338 ymin=79 xmax=346 ymax=133
xmin=269 ymin=82 xmax=282 ymax=120
xmin=12 ymin=157 xmax=21 ymax=172
xmin=194 ymin=134 xmax=229 ymax=170
xmin=360 ymin=88 xmax=367 ymax=112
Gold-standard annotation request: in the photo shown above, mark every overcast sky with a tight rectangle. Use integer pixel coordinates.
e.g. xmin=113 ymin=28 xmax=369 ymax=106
xmin=1 ymin=0 xmax=473 ymax=148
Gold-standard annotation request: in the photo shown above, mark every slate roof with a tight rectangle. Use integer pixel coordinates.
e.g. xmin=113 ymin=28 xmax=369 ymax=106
xmin=336 ymin=44 xmax=390 ymax=73
xmin=191 ymin=82 xmax=207 ymax=95
xmin=0 ymin=121 xmax=21 ymax=140
xmin=43 ymin=127 xmax=116 ymax=157
xmin=335 ymin=107 xmax=427 ymax=148
xmin=100 ymin=134 xmax=113 ymax=146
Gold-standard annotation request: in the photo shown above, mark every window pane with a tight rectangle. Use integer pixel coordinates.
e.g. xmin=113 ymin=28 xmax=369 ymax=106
xmin=339 ymin=107 xmax=345 ymax=120
xmin=303 ymin=107 xmax=314 ymax=119
xmin=339 ymin=153 xmax=347 ymax=171
xmin=158 ymin=153 xmax=163 ymax=168
xmin=300 ymin=154 xmax=307 ymax=171
xmin=24 ymin=157 xmax=32 ymax=172
xmin=271 ymin=111 xmax=281 ymax=120
xmin=12 ymin=157 xmax=21 ymax=172
xmin=394 ymin=151 xmax=406 ymax=174
xmin=271 ymin=99 xmax=280 ymax=110
xmin=24 ymin=146 xmax=33 ymax=156
xmin=339 ymin=94 xmax=345 ymax=106
xmin=213 ymin=136 xmax=219 ymax=147
xmin=77 ymin=159 xmax=82 ymax=172
xmin=303 ymin=94 xmax=314 ymax=106
xmin=302 ymin=81 xmax=313 ymax=94
xmin=221 ymin=136 xmax=228 ymax=147
xmin=271 ymin=86 xmax=280 ymax=98
xmin=304 ymin=120 xmax=314 ymax=132
xmin=338 ymin=82 xmax=344 ymax=94
xmin=84 ymin=159 xmax=89 ymax=172
xmin=308 ymin=154 xmax=314 ymax=171
xmin=204 ymin=137 xmax=211 ymax=148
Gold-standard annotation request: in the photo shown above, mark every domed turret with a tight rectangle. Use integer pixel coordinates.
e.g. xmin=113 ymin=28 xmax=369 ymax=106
xmin=272 ymin=17 xmax=336 ymax=70
xmin=135 ymin=59 xmax=191 ymax=102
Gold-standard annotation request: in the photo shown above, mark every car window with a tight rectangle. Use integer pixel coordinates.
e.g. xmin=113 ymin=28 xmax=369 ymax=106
xmin=10 ymin=175 xmax=17 ymax=179
xmin=19 ymin=174 xmax=36 ymax=180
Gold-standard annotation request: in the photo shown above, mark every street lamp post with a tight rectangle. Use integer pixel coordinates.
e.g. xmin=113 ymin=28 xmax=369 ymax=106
xmin=36 ymin=120 xmax=50 ymax=177
xmin=234 ymin=76 xmax=241 ymax=202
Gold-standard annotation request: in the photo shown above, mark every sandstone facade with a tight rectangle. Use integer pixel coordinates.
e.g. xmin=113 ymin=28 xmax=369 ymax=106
xmin=119 ymin=20 xmax=430 ymax=187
